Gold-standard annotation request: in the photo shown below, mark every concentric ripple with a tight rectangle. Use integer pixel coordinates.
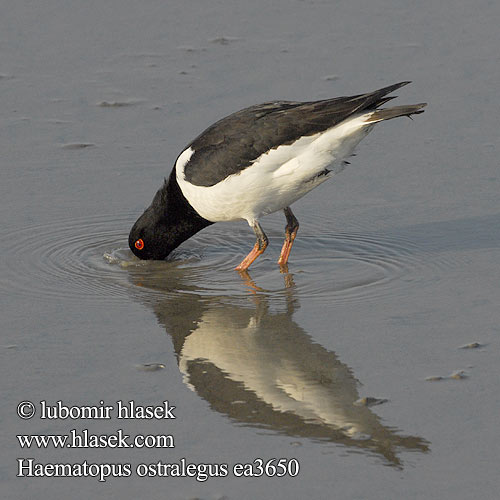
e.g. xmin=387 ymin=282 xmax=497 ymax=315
xmin=0 ymin=213 xmax=458 ymax=305
xmin=285 ymin=232 xmax=425 ymax=303
xmin=1 ymin=214 xmax=140 ymax=303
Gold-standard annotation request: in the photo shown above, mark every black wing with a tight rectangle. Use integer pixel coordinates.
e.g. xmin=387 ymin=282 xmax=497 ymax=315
xmin=183 ymin=81 xmax=412 ymax=187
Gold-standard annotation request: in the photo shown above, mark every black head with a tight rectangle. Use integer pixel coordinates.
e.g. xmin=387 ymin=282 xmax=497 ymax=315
xmin=129 ymin=208 xmax=176 ymax=260
xmin=128 ymin=173 xmax=213 ymax=260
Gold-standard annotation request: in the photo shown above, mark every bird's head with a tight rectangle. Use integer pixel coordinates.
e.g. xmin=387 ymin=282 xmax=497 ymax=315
xmin=128 ymin=208 xmax=177 ymax=260
xmin=129 ymin=175 xmax=213 ymax=261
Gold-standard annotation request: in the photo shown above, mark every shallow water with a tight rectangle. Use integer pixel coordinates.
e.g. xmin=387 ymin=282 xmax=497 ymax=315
xmin=2 ymin=212 xmax=447 ymax=304
xmin=2 ymin=0 xmax=500 ymax=499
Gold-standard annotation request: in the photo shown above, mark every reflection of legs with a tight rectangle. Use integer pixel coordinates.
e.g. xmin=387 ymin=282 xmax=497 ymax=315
xmin=278 ymin=207 xmax=299 ymax=267
xmin=235 ymin=221 xmax=269 ymax=271
xmin=236 ymin=270 xmax=264 ymax=293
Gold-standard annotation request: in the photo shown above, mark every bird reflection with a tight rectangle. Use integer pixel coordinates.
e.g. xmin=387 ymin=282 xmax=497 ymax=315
xmin=126 ymin=265 xmax=429 ymax=467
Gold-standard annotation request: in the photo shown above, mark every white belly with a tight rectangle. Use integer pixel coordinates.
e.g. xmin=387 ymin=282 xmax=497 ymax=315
xmin=176 ymin=113 xmax=375 ymax=224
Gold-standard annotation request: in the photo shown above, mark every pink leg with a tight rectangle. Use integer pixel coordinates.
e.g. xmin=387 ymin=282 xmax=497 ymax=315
xmin=235 ymin=221 xmax=269 ymax=271
xmin=277 ymin=207 xmax=299 ymax=267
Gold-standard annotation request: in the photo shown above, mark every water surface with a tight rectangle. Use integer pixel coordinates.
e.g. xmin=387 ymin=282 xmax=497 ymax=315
xmin=2 ymin=1 xmax=499 ymax=499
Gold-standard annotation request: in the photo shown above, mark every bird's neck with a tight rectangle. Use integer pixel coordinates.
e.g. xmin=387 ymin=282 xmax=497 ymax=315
xmin=153 ymin=169 xmax=213 ymax=248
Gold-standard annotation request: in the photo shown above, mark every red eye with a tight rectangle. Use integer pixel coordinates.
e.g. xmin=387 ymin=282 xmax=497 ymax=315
xmin=135 ymin=239 xmax=144 ymax=250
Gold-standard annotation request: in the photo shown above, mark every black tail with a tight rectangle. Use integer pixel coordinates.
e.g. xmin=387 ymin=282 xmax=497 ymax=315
xmin=365 ymin=103 xmax=427 ymax=122
xmin=347 ymin=81 xmax=413 ymax=111
xmin=325 ymin=81 xmax=426 ymax=121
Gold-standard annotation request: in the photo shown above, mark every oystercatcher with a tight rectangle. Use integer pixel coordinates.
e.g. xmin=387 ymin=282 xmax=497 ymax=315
xmin=129 ymin=81 xmax=425 ymax=270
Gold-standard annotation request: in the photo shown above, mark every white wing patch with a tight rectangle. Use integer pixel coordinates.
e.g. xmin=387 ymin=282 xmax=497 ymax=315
xmin=176 ymin=112 xmax=377 ymax=224
xmin=175 ymin=147 xmax=195 ymax=174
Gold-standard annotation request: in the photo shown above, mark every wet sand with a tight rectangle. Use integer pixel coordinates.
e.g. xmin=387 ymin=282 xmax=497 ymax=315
xmin=1 ymin=0 xmax=499 ymax=498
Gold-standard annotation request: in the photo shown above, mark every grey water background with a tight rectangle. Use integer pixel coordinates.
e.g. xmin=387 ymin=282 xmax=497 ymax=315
xmin=1 ymin=0 xmax=499 ymax=498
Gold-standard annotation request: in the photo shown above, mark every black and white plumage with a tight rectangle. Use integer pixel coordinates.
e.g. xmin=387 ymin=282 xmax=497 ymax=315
xmin=129 ymin=81 xmax=426 ymax=270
